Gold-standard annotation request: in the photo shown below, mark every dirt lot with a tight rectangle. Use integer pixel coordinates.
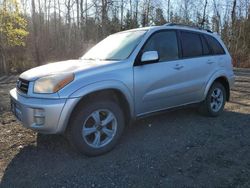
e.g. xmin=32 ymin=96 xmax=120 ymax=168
xmin=0 ymin=69 xmax=250 ymax=187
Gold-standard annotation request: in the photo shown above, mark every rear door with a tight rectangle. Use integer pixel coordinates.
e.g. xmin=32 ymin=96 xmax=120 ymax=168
xmin=177 ymin=31 xmax=218 ymax=102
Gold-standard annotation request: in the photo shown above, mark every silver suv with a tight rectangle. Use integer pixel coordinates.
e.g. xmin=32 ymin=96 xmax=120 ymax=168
xmin=10 ymin=24 xmax=235 ymax=156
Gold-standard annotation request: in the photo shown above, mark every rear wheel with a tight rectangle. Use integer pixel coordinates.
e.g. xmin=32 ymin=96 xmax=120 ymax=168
xmin=199 ymin=82 xmax=226 ymax=117
xmin=67 ymin=98 xmax=125 ymax=156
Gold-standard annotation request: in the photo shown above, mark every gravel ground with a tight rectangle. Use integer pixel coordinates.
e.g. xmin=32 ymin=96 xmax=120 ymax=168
xmin=0 ymin=69 xmax=250 ymax=187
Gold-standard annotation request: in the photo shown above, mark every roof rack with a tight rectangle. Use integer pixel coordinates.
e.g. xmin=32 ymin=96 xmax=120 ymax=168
xmin=165 ymin=23 xmax=213 ymax=33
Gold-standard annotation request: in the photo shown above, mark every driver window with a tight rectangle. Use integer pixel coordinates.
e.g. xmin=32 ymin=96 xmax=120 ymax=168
xmin=142 ymin=31 xmax=179 ymax=62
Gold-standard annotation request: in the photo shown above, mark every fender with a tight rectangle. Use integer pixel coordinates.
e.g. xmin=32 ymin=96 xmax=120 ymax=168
xmin=69 ymin=79 xmax=135 ymax=118
xmin=203 ymin=69 xmax=230 ymax=100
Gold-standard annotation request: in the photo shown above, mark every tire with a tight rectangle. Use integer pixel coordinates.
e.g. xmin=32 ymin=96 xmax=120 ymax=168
xmin=67 ymin=98 xmax=125 ymax=156
xmin=199 ymin=82 xmax=226 ymax=117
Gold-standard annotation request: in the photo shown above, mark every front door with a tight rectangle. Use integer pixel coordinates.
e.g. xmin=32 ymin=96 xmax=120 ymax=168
xmin=134 ymin=30 xmax=188 ymax=115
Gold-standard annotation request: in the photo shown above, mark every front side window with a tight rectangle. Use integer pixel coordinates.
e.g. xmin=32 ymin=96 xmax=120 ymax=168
xmin=205 ymin=35 xmax=225 ymax=55
xmin=181 ymin=32 xmax=203 ymax=58
xmin=82 ymin=30 xmax=147 ymax=61
xmin=142 ymin=31 xmax=179 ymax=62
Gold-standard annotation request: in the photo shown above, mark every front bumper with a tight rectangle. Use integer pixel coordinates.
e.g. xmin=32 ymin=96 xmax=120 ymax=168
xmin=10 ymin=88 xmax=80 ymax=134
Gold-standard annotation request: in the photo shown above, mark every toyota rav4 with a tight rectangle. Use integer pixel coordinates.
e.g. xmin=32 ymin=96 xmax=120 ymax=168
xmin=10 ymin=23 xmax=235 ymax=156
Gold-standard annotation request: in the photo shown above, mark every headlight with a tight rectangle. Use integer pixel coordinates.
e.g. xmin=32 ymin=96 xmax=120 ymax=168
xmin=34 ymin=73 xmax=74 ymax=93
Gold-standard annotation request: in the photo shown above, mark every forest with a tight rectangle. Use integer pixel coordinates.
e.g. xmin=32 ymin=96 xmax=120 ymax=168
xmin=0 ymin=0 xmax=250 ymax=74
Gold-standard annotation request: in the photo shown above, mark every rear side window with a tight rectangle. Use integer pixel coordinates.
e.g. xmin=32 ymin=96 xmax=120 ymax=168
xmin=205 ymin=35 xmax=225 ymax=55
xmin=142 ymin=31 xmax=179 ymax=62
xmin=181 ymin=32 xmax=203 ymax=58
xmin=200 ymin=35 xmax=210 ymax=55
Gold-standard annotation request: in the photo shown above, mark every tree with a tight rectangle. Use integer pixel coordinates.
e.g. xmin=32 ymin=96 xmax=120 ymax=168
xmin=200 ymin=0 xmax=208 ymax=28
xmin=101 ymin=0 xmax=109 ymax=37
xmin=1 ymin=0 xmax=250 ymax=73
xmin=120 ymin=0 xmax=124 ymax=29
xmin=141 ymin=0 xmax=154 ymax=26
xmin=154 ymin=7 xmax=166 ymax=25
xmin=182 ymin=0 xmax=191 ymax=23
xmin=0 ymin=0 xmax=28 ymax=74
xmin=167 ymin=0 xmax=171 ymax=22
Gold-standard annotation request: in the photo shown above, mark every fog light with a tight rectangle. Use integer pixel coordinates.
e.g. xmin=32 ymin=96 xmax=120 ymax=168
xmin=33 ymin=109 xmax=45 ymax=125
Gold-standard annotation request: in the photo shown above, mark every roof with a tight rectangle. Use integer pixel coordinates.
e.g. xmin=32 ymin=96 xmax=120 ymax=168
xmin=116 ymin=23 xmax=215 ymax=36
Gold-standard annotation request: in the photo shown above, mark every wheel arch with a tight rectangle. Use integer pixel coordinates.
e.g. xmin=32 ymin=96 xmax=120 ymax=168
xmin=63 ymin=81 xmax=135 ymax=133
xmin=204 ymin=74 xmax=230 ymax=101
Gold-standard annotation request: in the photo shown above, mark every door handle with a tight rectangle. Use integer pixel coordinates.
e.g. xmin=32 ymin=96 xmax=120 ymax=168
xmin=174 ymin=64 xmax=184 ymax=70
xmin=207 ymin=61 xmax=215 ymax=65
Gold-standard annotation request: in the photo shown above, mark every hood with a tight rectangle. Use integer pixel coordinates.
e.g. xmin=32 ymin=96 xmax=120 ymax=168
xmin=19 ymin=59 xmax=107 ymax=81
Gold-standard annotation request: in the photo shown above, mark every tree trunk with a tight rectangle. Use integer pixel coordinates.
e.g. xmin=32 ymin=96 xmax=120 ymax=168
xmin=231 ymin=0 xmax=237 ymax=27
xmin=135 ymin=0 xmax=138 ymax=25
xmin=31 ymin=0 xmax=41 ymax=65
xmin=0 ymin=46 xmax=8 ymax=75
xmin=212 ymin=0 xmax=221 ymax=33
xmin=80 ymin=0 xmax=84 ymax=39
xmin=47 ymin=0 xmax=51 ymax=34
xmin=146 ymin=0 xmax=151 ymax=26
xmin=101 ymin=0 xmax=108 ymax=37
xmin=129 ymin=0 xmax=132 ymax=20
xmin=85 ymin=0 xmax=88 ymax=25
xmin=201 ymin=0 xmax=208 ymax=28
xmin=76 ymin=0 xmax=80 ymax=28
xmin=66 ymin=0 xmax=71 ymax=25
xmin=230 ymin=0 xmax=237 ymax=50
xmin=84 ymin=0 xmax=88 ymax=39
xmin=120 ymin=0 xmax=124 ymax=29
xmin=167 ymin=0 xmax=171 ymax=22
xmin=230 ymin=0 xmax=237 ymax=65
xmin=54 ymin=0 xmax=57 ymax=46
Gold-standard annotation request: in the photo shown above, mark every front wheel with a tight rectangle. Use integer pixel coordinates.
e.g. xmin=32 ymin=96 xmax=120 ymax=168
xmin=199 ymin=82 xmax=226 ymax=117
xmin=67 ymin=99 xmax=125 ymax=156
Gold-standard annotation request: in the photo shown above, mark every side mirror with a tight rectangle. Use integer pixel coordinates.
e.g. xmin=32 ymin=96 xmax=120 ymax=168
xmin=141 ymin=51 xmax=159 ymax=64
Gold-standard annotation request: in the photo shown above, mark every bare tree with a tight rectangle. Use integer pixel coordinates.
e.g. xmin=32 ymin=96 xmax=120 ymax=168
xmin=200 ymin=0 xmax=208 ymax=28
xmin=101 ymin=0 xmax=108 ymax=36
xmin=76 ymin=0 xmax=80 ymax=28
xmin=120 ymin=0 xmax=124 ymax=28
xmin=166 ymin=0 xmax=171 ymax=22
xmin=230 ymin=0 xmax=237 ymax=51
xmin=2 ymin=0 xmax=250 ymax=75
xmin=31 ymin=0 xmax=41 ymax=65
xmin=212 ymin=0 xmax=221 ymax=33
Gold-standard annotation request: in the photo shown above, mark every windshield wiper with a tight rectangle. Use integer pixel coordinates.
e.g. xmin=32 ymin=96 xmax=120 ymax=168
xmin=99 ymin=58 xmax=121 ymax=61
xmin=81 ymin=58 xmax=96 ymax=60
xmin=82 ymin=58 xmax=121 ymax=61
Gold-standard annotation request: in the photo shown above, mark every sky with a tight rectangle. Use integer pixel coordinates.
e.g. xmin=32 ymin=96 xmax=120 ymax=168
xmin=3 ymin=0 xmax=250 ymax=23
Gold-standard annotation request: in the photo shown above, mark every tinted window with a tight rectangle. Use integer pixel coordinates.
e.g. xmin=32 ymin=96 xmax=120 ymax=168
xmin=205 ymin=35 xmax=225 ymax=55
xmin=201 ymin=35 xmax=210 ymax=55
xmin=181 ymin=32 xmax=202 ymax=58
xmin=142 ymin=31 xmax=179 ymax=62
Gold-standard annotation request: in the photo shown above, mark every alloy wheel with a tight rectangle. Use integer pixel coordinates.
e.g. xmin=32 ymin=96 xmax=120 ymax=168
xmin=210 ymin=88 xmax=224 ymax=112
xmin=82 ymin=109 xmax=117 ymax=148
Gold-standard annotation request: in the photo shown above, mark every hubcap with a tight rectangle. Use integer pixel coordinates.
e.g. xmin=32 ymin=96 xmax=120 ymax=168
xmin=82 ymin=109 xmax=117 ymax=148
xmin=210 ymin=88 xmax=224 ymax=112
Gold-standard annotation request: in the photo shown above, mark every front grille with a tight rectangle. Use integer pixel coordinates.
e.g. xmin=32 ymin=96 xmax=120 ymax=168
xmin=17 ymin=78 xmax=29 ymax=94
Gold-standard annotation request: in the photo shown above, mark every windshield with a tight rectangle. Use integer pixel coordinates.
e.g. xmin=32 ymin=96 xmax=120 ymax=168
xmin=81 ymin=30 xmax=147 ymax=61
